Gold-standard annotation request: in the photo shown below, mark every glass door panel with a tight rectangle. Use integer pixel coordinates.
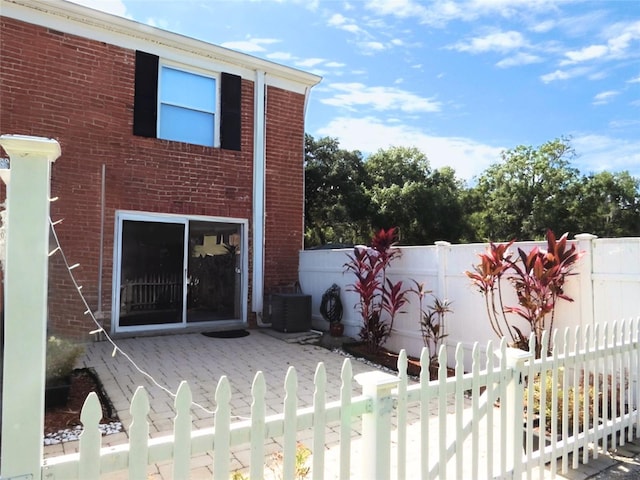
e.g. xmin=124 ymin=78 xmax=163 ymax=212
xmin=119 ymin=219 xmax=186 ymax=327
xmin=187 ymin=221 xmax=241 ymax=322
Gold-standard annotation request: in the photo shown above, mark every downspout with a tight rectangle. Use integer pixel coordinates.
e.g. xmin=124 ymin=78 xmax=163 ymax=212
xmin=96 ymin=164 xmax=105 ymax=333
xmin=253 ymin=70 xmax=269 ymax=326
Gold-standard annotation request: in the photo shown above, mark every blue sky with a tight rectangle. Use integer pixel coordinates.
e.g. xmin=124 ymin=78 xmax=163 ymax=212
xmin=74 ymin=0 xmax=640 ymax=183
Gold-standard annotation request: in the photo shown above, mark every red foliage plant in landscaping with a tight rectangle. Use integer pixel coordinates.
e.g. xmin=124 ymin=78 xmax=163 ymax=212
xmin=344 ymin=227 xmax=409 ymax=353
xmin=465 ymin=230 xmax=583 ymax=358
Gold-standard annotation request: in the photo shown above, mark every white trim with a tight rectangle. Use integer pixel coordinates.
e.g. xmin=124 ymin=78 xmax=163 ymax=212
xmin=2 ymin=0 xmax=321 ymax=94
xmin=111 ymin=210 xmax=248 ymax=334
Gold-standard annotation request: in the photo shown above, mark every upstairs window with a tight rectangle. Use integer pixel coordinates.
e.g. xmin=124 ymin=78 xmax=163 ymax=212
xmin=159 ymin=66 xmax=216 ymax=147
xmin=134 ymin=51 xmax=242 ymax=151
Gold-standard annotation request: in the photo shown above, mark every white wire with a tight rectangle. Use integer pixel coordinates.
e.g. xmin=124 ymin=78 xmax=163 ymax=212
xmin=48 ymin=217 xmax=252 ymax=419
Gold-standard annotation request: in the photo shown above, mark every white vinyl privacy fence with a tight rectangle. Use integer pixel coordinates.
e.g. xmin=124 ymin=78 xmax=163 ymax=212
xmin=299 ymin=236 xmax=640 ymax=365
xmin=38 ymin=321 xmax=640 ymax=479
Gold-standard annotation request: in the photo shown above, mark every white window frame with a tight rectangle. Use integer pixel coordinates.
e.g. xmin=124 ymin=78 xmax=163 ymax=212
xmin=157 ymin=61 xmax=221 ymax=148
xmin=112 ymin=210 xmax=249 ymax=334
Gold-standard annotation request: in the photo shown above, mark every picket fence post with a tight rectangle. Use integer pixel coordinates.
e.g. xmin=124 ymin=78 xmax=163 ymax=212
xmin=355 ymin=370 xmax=399 ymax=480
xmin=504 ymin=347 xmax=533 ymax=478
xmin=0 ymin=135 xmax=60 ymax=480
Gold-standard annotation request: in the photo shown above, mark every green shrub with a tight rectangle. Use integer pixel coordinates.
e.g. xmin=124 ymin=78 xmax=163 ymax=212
xmin=524 ymin=369 xmax=593 ymax=433
xmin=46 ymin=336 xmax=84 ymax=385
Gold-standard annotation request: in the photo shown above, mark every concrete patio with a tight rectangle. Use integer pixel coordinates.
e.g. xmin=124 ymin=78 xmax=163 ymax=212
xmin=43 ymin=329 xmax=640 ymax=479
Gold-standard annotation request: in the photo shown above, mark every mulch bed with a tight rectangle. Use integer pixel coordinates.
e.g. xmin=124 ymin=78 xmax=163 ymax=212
xmin=44 ymin=368 xmax=118 ymax=435
xmin=342 ymin=341 xmax=453 ymax=379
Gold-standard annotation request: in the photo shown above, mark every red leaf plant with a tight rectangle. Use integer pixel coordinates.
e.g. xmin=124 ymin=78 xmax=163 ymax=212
xmin=344 ymin=227 xmax=408 ymax=353
xmin=466 ymin=230 xmax=583 ymax=358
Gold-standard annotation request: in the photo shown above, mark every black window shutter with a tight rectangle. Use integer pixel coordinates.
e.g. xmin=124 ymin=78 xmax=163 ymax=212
xmin=220 ymin=72 xmax=242 ymax=151
xmin=133 ymin=51 xmax=159 ymax=138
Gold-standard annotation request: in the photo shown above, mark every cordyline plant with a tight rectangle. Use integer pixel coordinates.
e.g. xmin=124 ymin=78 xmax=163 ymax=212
xmin=344 ymin=227 xmax=408 ymax=353
xmin=411 ymin=281 xmax=452 ymax=364
xmin=465 ymin=230 xmax=583 ymax=358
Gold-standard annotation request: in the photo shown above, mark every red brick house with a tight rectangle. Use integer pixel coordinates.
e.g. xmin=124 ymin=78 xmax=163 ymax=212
xmin=0 ymin=0 xmax=320 ymax=338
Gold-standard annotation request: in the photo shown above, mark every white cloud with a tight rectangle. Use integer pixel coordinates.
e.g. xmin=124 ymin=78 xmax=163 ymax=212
xmin=316 ymin=116 xmax=504 ymax=181
xmin=572 ymin=134 xmax=640 ymax=177
xmin=561 ymin=44 xmax=609 ymax=65
xmin=609 ymin=119 xmax=640 ymax=129
xmin=145 ymin=17 xmax=169 ymax=29
xmin=450 ymin=30 xmax=527 ymax=54
xmin=328 ymin=13 xmax=347 ymax=27
xmin=604 ymin=20 xmax=640 ymax=54
xmin=364 ymin=0 xmax=478 ymax=26
xmin=365 ymin=0 xmax=558 ymax=27
xmin=496 ymin=52 xmax=543 ymax=68
xmin=468 ymin=0 xmax=559 ymax=18
xmin=560 ymin=20 xmax=640 ymax=66
xmin=530 ymin=19 xmax=555 ymax=33
xmin=358 ymin=41 xmax=387 ymax=53
xmin=220 ymin=38 xmax=280 ymax=53
xmin=68 ymin=0 xmax=130 ymax=18
xmin=266 ymin=52 xmax=294 ymax=61
xmin=327 ymin=12 xmax=368 ymax=35
xmin=365 ymin=0 xmax=433 ymax=21
xmin=588 ymin=70 xmax=608 ymax=81
xmin=593 ymin=90 xmax=619 ymax=106
xmin=320 ymin=83 xmax=441 ymax=113
xmin=325 ymin=61 xmax=346 ymax=68
xmin=628 ymin=75 xmax=640 ymax=84
xmin=295 ymin=58 xmax=326 ymax=68
xmin=540 ymin=69 xmax=571 ymax=83
xmin=540 ymin=67 xmax=589 ymax=84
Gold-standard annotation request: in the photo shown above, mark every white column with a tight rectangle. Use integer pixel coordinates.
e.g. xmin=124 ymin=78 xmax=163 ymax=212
xmin=355 ymin=370 xmax=399 ymax=480
xmin=0 ymin=135 xmax=60 ymax=480
xmin=252 ymin=70 xmax=267 ymax=323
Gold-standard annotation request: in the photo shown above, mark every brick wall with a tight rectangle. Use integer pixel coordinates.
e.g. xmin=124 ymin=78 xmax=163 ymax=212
xmin=0 ymin=16 xmax=306 ymax=338
xmin=264 ymin=87 xmax=306 ymax=291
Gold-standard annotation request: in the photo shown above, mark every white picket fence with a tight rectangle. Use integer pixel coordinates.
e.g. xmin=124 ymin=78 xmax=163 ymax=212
xmin=41 ymin=320 xmax=640 ymax=479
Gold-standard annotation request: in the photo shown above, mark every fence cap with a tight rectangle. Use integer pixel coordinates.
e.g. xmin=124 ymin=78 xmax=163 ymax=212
xmin=0 ymin=135 xmax=61 ymax=162
xmin=354 ymin=370 xmax=399 ymax=389
xmin=495 ymin=347 xmax=533 ymax=365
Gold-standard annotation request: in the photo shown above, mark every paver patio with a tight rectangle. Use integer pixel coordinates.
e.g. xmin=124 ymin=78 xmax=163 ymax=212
xmin=43 ymin=329 xmax=639 ymax=479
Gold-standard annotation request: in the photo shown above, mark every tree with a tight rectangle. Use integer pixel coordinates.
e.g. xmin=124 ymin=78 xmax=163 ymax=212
xmin=364 ymin=146 xmax=468 ymax=244
xmin=470 ymin=138 xmax=581 ymax=241
xmin=573 ymin=171 xmax=640 ymax=237
xmin=304 ymin=135 xmax=372 ymax=247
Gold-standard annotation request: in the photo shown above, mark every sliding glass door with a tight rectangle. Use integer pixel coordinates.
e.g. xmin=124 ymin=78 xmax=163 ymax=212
xmin=114 ymin=212 xmax=246 ymax=333
xmin=186 ymin=220 xmax=242 ymax=323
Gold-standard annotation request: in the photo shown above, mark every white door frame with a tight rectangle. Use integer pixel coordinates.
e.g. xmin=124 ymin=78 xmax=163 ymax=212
xmin=112 ymin=210 xmax=248 ymax=334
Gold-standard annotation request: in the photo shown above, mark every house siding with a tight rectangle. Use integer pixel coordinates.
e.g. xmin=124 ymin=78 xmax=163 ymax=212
xmin=0 ymin=15 xmax=308 ymax=338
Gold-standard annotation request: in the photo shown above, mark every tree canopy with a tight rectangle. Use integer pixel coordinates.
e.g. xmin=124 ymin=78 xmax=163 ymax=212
xmin=304 ymin=135 xmax=640 ymax=247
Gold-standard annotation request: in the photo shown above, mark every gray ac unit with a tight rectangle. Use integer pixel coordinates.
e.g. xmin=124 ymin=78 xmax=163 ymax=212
xmin=269 ymin=293 xmax=311 ymax=333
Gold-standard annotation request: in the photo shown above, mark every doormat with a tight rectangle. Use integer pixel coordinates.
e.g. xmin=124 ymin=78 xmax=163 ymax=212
xmin=202 ymin=329 xmax=250 ymax=339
